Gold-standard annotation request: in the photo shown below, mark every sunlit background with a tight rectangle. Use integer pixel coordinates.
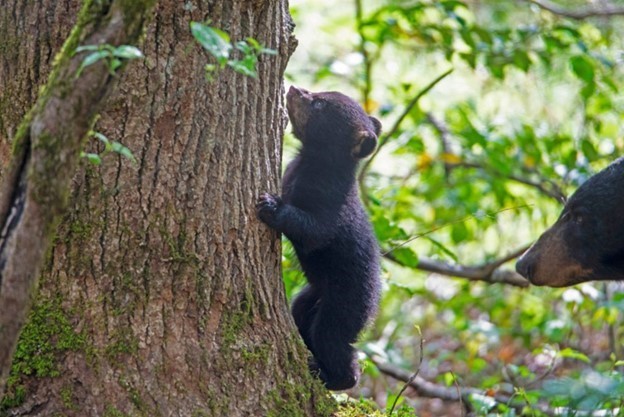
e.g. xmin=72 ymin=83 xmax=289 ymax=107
xmin=284 ymin=0 xmax=624 ymax=415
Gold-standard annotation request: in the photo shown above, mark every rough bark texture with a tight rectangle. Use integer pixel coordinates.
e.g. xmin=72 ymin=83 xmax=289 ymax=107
xmin=0 ymin=2 xmax=80 ymax=176
xmin=0 ymin=1 xmax=332 ymax=416
xmin=0 ymin=0 xmax=158 ymax=398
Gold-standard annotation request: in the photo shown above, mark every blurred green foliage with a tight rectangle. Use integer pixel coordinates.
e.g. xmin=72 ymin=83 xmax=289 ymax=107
xmin=285 ymin=0 xmax=624 ymax=415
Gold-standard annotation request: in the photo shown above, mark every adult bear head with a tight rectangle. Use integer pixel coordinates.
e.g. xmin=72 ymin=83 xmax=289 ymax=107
xmin=516 ymin=158 xmax=624 ymax=287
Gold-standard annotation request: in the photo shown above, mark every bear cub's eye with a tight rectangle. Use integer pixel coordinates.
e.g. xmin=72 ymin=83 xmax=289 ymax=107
xmin=563 ymin=210 xmax=583 ymax=225
xmin=311 ymin=99 xmax=326 ymax=110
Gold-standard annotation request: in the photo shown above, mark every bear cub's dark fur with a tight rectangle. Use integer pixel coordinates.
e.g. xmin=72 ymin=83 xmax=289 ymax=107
xmin=257 ymin=86 xmax=381 ymax=390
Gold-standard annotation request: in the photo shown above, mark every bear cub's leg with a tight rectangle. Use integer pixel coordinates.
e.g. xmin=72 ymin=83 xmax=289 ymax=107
xmin=292 ymin=284 xmax=361 ymax=390
xmin=291 ymin=284 xmax=320 ymax=355
xmin=307 ymin=293 xmax=362 ymax=390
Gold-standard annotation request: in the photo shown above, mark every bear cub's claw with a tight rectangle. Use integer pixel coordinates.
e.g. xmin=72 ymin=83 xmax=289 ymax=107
xmin=256 ymin=192 xmax=282 ymax=225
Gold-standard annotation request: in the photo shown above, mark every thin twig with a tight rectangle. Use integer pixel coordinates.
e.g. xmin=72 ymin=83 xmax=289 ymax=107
xmin=370 ymin=354 xmax=560 ymax=415
xmin=354 ymin=0 xmax=372 ymax=109
xmin=525 ymin=0 xmax=624 ymax=20
xmin=358 ymin=68 xmax=454 ymax=186
xmin=450 ymin=371 xmax=466 ymax=417
xmin=382 ymin=205 xmax=530 ymax=256
xmin=388 ymin=328 xmax=425 ymax=416
xmin=604 ymin=282 xmax=619 ymax=356
xmin=447 ymin=161 xmax=567 ymax=203
xmin=426 ymin=113 xmax=452 ymax=179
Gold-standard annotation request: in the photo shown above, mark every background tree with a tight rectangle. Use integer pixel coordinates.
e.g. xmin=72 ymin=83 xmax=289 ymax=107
xmin=0 ymin=0 xmax=158 ymax=394
xmin=0 ymin=1 xmax=333 ymax=416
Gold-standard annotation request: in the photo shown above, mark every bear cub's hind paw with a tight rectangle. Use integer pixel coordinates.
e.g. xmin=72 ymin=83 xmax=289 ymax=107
xmin=308 ymin=356 xmax=360 ymax=391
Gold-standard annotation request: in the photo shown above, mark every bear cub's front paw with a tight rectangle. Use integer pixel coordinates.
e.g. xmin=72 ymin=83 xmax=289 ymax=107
xmin=256 ymin=192 xmax=282 ymax=226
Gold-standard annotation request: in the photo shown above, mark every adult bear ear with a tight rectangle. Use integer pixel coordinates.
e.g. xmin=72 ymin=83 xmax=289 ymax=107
xmin=352 ymin=130 xmax=378 ymax=159
xmin=369 ymin=116 xmax=382 ymax=136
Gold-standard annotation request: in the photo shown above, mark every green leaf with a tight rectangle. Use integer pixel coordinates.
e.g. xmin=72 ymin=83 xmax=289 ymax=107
xmin=450 ymin=222 xmax=469 ymax=243
xmin=513 ymin=50 xmax=530 ymax=72
xmin=75 ymin=45 xmax=101 ymax=53
xmin=391 ymin=247 xmax=419 ymax=268
xmin=580 ymin=81 xmax=596 ymax=100
xmin=109 ymin=58 xmax=122 ymax=74
xmin=81 ymin=152 xmax=102 ymax=165
xmin=111 ymin=142 xmax=137 ymax=163
xmin=459 ymin=52 xmax=477 ymax=69
xmin=246 ymin=37 xmax=261 ymax=50
xmin=227 ymin=57 xmax=258 ymax=78
xmin=570 ymin=55 xmax=595 ymax=83
xmin=112 ymin=45 xmax=144 ymax=60
xmin=558 ymin=348 xmax=590 ymax=363
xmin=470 ymin=357 xmax=488 ymax=372
xmin=385 ymin=393 xmax=404 ymax=412
xmin=425 ymin=237 xmax=459 ymax=263
xmin=77 ymin=50 xmax=110 ymax=77
xmin=91 ymin=131 xmax=110 ymax=145
xmin=442 ymin=372 xmax=457 ymax=387
xmin=234 ymin=40 xmax=253 ymax=55
xmin=580 ymin=138 xmax=598 ymax=161
xmin=190 ymin=22 xmax=232 ymax=65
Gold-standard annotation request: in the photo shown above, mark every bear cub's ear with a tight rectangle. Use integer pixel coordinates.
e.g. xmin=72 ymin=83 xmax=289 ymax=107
xmin=370 ymin=116 xmax=382 ymax=136
xmin=352 ymin=130 xmax=378 ymax=159
xmin=352 ymin=117 xmax=382 ymax=158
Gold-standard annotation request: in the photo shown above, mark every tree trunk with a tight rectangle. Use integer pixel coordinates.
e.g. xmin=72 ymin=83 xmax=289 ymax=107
xmin=0 ymin=1 xmax=81 ymax=176
xmin=0 ymin=0 xmax=159 ymax=399
xmin=0 ymin=1 xmax=333 ymax=416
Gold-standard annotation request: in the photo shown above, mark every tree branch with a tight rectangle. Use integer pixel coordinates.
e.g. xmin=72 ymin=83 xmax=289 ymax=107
xmin=0 ymin=0 xmax=157 ymax=395
xmin=385 ymin=245 xmax=531 ymax=287
xmin=372 ymin=354 xmax=619 ymax=416
xmin=525 ymin=0 xmax=624 ymax=19
xmin=451 ymin=161 xmax=567 ymax=203
xmin=426 ymin=113 xmax=453 ymax=179
xmin=369 ymin=354 xmax=556 ymax=416
xmin=424 ymin=114 xmax=567 ymax=203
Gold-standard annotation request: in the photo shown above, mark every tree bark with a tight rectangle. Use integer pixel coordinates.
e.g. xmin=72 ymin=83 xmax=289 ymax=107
xmin=0 ymin=1 xmax=332 ymax=416
xmin=0 ymin=1 xmax=81 ymax=176
xmin=0 ymin=0 xmax=158 ymax=398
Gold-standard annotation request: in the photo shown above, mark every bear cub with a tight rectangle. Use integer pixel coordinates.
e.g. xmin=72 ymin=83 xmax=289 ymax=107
xmin=516 ymin=157 xmax=624 ymax=287
xmin=257 ymin=86 xmax=382 ymax=390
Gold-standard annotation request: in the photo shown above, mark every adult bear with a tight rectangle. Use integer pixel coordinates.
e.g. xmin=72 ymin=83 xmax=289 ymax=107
xmin=516 ymin=157 xmax=624 ymax=287
xmin=257 ymin=86 xmax=381 ymax=390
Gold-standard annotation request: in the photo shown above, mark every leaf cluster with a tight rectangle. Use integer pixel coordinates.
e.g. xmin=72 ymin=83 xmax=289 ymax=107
xmin=81 ymin=130 xmax=136 ymax=165
xmin=190 ymin=22 xmax=277 ymax=80
xmin=75 ymin=44 xmax=143 ymax=77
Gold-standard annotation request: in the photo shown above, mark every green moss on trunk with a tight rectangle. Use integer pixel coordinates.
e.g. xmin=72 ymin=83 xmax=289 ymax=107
xmin=0 ymin=297 xmax=86 ymax=411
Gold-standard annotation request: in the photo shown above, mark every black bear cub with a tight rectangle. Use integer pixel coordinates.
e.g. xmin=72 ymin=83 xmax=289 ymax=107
xmin=257 ymin=86 xmax=381 ymax=390
xmin=516 ymin=157 xmax=624 ymax=287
